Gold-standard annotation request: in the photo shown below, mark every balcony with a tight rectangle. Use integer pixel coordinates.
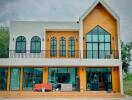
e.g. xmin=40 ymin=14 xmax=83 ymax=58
xmin=8 ymin=50 xmax=119 ymax=59
xmin=9 ymin=50 xmax=80 ymax=58
xmin=83 ymin=50 xmax=119 ymax=59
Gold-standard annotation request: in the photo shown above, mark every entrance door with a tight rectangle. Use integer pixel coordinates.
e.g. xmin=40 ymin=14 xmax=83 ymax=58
xmin=86 ymin=68 xmax=112 ymax=91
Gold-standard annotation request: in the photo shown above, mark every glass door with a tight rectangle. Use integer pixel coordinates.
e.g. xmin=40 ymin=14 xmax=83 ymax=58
xmin=86 ymin=68 xmax=112 ymax=91
xmin=10 ymin=68 xmax=20 ymax=90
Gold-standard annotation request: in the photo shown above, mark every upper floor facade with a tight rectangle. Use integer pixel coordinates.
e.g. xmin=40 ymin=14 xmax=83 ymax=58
xmin=0 ymin=0 xmax=122 ymax=67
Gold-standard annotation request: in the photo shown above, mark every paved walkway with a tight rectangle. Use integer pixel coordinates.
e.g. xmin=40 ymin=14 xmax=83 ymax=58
xmin=0 ymin=96 xmax=132 ymax=100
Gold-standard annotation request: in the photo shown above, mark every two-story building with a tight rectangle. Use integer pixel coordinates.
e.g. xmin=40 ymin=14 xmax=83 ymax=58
xmin=0 ymin=0 xmax=123 ymax=96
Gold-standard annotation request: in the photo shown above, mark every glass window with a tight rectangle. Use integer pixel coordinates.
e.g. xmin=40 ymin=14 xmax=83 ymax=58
xmin=86 ymin=68 xmax=112 ymax=91
xmin=16 ymin=36 xmax=26 ymax=53
xmin=86 ymin=26 xmax=111 ymax=59
xmin=48 ymin=68 xmax=76 ymax=91
xmin=99 ymin=43 xmax=105 ymax=58
xmin=50 ymin=37 xmax=57 ymax=57
xmin=0 ymin=68 xmax=8 ymax=91
xmin=31 ymin=36 xmax=41 ymax=53
xmin=10 ymin=68 xmax=20 ymax=91
xmin=105 ymin=34 xmax=110 ymax=42
xmin=93 ymin=35 xmax=98 ymax=42
xmin=23 ymin=68 xmax=43 ymax=90
xmin=68 ymin=37 xmax=75 ymax=57
xmin=86 ymin=34 xmax=92 ymax=42
xmin=60 ymin=37 xmax=66 ymax=57
xmin=99 ymin=35 xmax=104 ymax=42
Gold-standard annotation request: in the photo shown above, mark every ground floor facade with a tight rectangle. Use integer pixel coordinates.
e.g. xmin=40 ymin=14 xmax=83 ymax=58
xmin=0 ymin=66 xmax=120 ymax=93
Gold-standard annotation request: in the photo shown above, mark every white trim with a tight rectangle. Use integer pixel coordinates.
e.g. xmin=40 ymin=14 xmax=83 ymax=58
xmin=80 ymin=0 xmax=119 ymax=21
xmin=79 ymin=20 xmax=83 ymax=58
xmin=45 ymin=29 xmax=79 ymax=31
xmin=117 ymin=18 xmax=124 ymax=95
xmin=0 ymin=58 xmax=121 ymax=67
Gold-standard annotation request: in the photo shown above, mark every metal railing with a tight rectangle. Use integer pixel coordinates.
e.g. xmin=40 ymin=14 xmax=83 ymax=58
xmin=9 ymin=50 xmax=81 ymax=58
xmin=3 ymin=50 xmax=119 ymax=59
xmin=83 ymin=50 xmax=119 ymax=59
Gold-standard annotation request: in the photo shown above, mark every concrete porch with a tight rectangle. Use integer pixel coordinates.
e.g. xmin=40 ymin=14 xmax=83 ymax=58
xmin=0 ymin=91 xmax=124 ymax=98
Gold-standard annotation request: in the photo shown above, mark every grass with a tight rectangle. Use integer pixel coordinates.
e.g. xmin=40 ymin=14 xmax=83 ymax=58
xmin=123 ymin=73 xmax=132 ymax=96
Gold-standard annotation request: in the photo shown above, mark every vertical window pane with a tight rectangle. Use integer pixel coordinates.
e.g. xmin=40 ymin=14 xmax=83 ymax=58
xmin=23 ymin=68 xmax=43 ymax=90
xmin=86 ymin=43 xmax=92 ymax=58
xmin=105 ymin=43 xmax=110 ymax=50
xmin=105 ymin=43 xmax=111 ymax=57
xmin=86 ymin=34 xmax=92 ymax=42
xmin=68 ymin=37 xmax=75 ymax=57
xmin=31 ymin=36 xmax=41 ymax=53
xmin=99 ymin=43 xmax=105 ymax=58
xmin=93 ymin=35 xmax=98 ymax=42
xmin=105 ymin=34 xmax=110 ymax=42
xmin=0 ymin=68 xmax=8 ymax=90
xmin=87 ymin=43 xmax=92 ymax=50
xmin=60 ymin=37 xmax=66 ymax=57
xmin=99 ymin=35 xmax=104 ymax=42
xmin=93 ymin=43 xmax=98 ymax=50
xmin=50 ymin=37 xmax=57 ymax=57
xmin=16 ymin=36 xmax=26 ymax=53
xmin=10 ymin=68 xmax=20 ymax=90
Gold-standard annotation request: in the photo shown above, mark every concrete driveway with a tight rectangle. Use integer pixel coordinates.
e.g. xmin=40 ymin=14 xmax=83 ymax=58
xmin=0 ymin=96 xmax=132 ymax=100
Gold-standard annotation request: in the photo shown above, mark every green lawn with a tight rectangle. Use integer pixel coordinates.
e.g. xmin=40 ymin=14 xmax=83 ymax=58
xmin=123 ymin=73 xmax=132 ymax=96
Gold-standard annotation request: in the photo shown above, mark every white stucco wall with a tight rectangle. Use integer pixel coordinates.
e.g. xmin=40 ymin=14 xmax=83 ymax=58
xmin=9 ymin=21 xmax=79 ymax=53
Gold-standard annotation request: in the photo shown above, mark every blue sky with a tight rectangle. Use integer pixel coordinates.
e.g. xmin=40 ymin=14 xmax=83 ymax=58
xmin=0 ymin=0 xmax=132 ymax=42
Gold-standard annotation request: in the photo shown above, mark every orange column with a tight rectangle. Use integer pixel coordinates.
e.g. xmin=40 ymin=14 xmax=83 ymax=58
xmin=7 ymin=67 xmax=11 ymax=91
xmin=20 ymin=67 xmax=23 ymax=91
xmin=77 ymin=67 xmax=86 ymax=92
xmin=43 ymin=67 xmax=48 ymax=83
xmin=112 ymin=67 xmax=120 ymax=93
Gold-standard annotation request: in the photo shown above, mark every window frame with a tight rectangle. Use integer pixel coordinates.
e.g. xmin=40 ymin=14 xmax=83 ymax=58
xmin=50 ymin=36 xmax=57 ymax=57
xmin=15 ymin=36 xmax=26 ymax=53
xmin=30 ymin=36 xmax=41 ymax=53
xmin=86 ymin=26 xmax=111 ymax=58
xmin=68 ymin=37 xmax=75 ymax=57
xmin=59 ymin=37 xmax=66 ymax=57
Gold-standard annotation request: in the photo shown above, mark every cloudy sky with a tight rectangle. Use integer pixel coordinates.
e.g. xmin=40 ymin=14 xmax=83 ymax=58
xmin=0 ymin=0 xmax=132 ymax=42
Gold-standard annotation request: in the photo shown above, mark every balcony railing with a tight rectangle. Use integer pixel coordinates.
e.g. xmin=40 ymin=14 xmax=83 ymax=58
xmin=9 ymin=50 xmax=80 ymax=58
xmin=83 ymin=50 xmax=119 ymax=59
xmin=7 ymin=50 xmax=119 ymax=59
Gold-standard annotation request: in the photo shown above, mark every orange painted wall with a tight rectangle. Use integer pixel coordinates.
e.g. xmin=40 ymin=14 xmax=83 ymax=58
xmin=77 ymin=67 xmax=86 ymax=91
xmin=83 ymin=3 xmax=118 ymax=58
xmin=46 ymin=31 xmax=79 ymax=58
xmin=112 ymin=67 xmax=120 ymax=92
xmin=7 ymin=67 xmax=10 ymax=91
xmin=20 ymin=67 xmax=23 ymax=91
xmin=43 ymin=67 xmax=48 ymax=83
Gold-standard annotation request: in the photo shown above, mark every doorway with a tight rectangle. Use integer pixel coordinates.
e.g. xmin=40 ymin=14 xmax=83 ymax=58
xmin=86 ymin=68 xmax=112 ymax=91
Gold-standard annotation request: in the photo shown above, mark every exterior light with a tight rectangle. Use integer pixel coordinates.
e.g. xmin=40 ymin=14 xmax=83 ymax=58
xmin=45 ymin=68 xmax=47 ymax=72
xmin=83 ymin=37 xmax=85 ymax=40
xmin=112 ymin=37 xmax=114 ymax=40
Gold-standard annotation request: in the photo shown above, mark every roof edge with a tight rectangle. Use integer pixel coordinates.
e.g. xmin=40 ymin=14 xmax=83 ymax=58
xmin=80 ymin=0 xmax=120 ymax=21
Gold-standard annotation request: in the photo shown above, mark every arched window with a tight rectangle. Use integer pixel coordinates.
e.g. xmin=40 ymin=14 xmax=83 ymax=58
xmin=86 ymin=25 xmax=111 ymax=58
xmin=60 ymin=37 xmax=66 ymax=57
xmin=16 ymin=36 xmax=26 ymax=53
xmin=50 ymin=37 xmax=57 ymax=57
xmin=68 ymin=37 xmax=75 ymax=57
xmin=31 ymin=36 xmax=41 ymax=53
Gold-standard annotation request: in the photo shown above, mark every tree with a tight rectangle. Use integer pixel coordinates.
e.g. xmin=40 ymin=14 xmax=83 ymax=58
xmin=0 ymin=27 xmax=9 ymax=58
xmin=121 ymin=41 xmax=132 ymax=73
